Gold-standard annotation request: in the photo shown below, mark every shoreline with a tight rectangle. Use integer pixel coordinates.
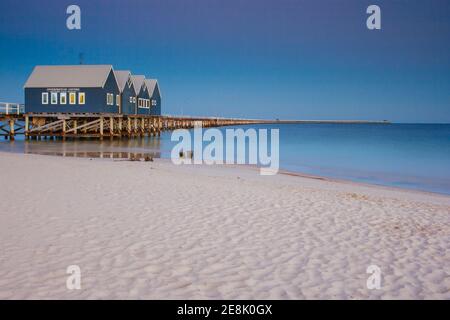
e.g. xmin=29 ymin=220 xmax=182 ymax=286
xmin=2 ymin=149 xmax=449 ymax=199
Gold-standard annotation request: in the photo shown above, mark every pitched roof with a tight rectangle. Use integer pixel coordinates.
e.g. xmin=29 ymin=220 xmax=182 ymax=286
xmin=114 ymin=70 xmax=132 ymax=92
xmin=144 ymin=79 xmax=159 ymax=97
xmin=130 ymin=75 xmax=145 ymax=95
xmin=24 ymin=65 xmax=115 ymax=88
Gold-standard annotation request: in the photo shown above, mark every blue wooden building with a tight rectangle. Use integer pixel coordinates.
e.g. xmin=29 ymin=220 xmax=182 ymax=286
xmin=145 ymin=79 xmax=162 ymax=116
xmin=131 ymin=75 xmax=150 ymax=115
xmin=114 ymin=70 xmax=136 ymax=115
xmin=24 ymin=65 xmax=121 ymax=113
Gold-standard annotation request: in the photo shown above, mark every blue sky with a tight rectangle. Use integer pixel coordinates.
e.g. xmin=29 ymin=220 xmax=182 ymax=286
xmin=0 ymin=0 xmax=449 ymax=122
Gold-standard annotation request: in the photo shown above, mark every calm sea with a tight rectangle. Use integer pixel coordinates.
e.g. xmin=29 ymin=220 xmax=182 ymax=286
xmin=1 ymin=123 xmax=449 ymax=195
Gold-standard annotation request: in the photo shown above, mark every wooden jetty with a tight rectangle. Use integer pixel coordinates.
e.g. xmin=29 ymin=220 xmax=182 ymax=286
xmin=0 ymin=102 xmax=390 ymax=141
xmin=0 ymin=112 xmax=269 ymax=141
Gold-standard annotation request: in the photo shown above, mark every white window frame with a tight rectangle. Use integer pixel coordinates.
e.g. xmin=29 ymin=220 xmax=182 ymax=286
xmin=69 ymin=92 xmax=76 ymax=105
xmin=51 ymin=92 xmax=58 ymax=105
xmin=133 ymin=97 xmax=136 ymax=103
xmin=60 ymin=92 xmax=67 ymax=104
xmin=107 ymin=93 xmax=114 ymax=105
xmin=78 ymin=92 xmax=85 ymax=105
xmin=152 ymin=99 xmax=157 ymax=106
xmin=116 ymin=94 xmax=120 ymax=106
xmin=129 ymin=96 xmax=133 ymax=103
xmin=42 ymin=92 xmax=48 ymax=104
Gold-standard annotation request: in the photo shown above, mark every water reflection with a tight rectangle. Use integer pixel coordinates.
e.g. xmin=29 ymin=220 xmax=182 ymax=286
xmin=2 ymin=135 xmax=168 ymax=160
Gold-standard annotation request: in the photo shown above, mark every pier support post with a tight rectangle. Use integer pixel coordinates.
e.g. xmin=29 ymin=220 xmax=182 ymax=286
xmin=110 ymin=117 xmax=114 ymax=139
xmin=62 ymin=119 xmax=66 ymax=141
xmin=25 ymin=115 xmax=29 ymax=140
xmin=100 ymin=117 xmax=104 ymax=140
xmin=9 ymin=119 xmax=15 ymax=141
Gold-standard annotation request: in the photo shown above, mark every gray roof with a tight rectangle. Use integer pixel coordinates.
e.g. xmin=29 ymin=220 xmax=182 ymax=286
xmin=24 ymin=65 xmax=115 ymax=88
xmin=130 ymin=75 xmax=145 ymax=95
xmin=114 ymin=70 xmax=132 ymax=92
xmin=144 ymin=79 xmax=159 ymax=97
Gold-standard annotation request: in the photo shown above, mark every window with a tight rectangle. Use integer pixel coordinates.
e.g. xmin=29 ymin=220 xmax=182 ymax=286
xmin=152 ymin=99 xmax=157 ymax=106
xmin=106 ymin=93 xmax=113 ymax=105
xmin=69 ymin=92 xmax=76 ymax=104
xmin=51 ymin=92 xmax=58 ymax=104
xmin=106 ymin=93 xmax=115 ymax=105
xmin=78 ymin=92 xmax=85 ymax=105
xmin=60 ymin=92 xmax=67 ymax=104
xmin=116 ymin=95 xmax=120 ymax=106
xmin=146 ymin=99 xmax=150 ymax=108
xmin=42 ymin=92 xmax=48 ymax=104
xmin=129 ymin=96 xmax=133 ymax=103
xmin=133 ymin=97 xmax=136 ymax=103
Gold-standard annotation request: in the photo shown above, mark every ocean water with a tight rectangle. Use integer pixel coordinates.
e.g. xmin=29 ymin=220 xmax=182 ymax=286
xmin=1 ymin=123 xmax=449 ymax=195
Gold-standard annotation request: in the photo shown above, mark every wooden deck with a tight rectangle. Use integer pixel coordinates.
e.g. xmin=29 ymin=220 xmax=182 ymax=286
xmin=0 ymin=112 xmax=274 ymax=140
xmin=0 ymin=102 xmax=390 ymax=141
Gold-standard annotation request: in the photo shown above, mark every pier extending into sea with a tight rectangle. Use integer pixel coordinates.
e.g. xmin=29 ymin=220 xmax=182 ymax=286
xmin=0 ymin=102 xmax=389 ymax=141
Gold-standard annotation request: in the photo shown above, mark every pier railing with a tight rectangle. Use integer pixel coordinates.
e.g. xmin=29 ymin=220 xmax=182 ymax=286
xmin=0 ymin=102 xmax=25 ymax=115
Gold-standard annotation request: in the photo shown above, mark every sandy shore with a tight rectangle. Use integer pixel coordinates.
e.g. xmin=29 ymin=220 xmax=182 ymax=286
xmin=0 ymin=152 xmax=449 ymax=299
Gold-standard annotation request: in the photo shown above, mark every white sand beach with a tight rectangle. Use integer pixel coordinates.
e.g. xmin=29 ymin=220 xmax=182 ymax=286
xmin=0 ymin=151 xmax=449 ymax=299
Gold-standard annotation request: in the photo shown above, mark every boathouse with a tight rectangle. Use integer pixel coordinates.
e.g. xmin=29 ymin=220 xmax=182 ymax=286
xmin=24 ymin=65 xmax=121 ymax=113
xmin=145 ymin=79 xmax=162 ymax=116
xmin=131 ymin=75 xmax=150 ymax=115
xmin=114 ymin=70 xmax=136 ymax=115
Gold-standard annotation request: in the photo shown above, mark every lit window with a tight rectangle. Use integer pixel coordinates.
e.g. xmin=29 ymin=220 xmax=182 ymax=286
xmin=51 ymin=92 xmax=58 ymax=104
xmin=116 ymin=94 xmax=120 ymax=106
xmin=69 ymin=92 xmax=76 ymax=104
xmin=106 ymin=93 xmax=114 ymax=105
xmin=42 ymin=92 xmax=48 ymax=104
xmin=78 ymin=92 xmax=85 ymax=105
xmin=60 ymin=92 xmax=67 ymax=104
